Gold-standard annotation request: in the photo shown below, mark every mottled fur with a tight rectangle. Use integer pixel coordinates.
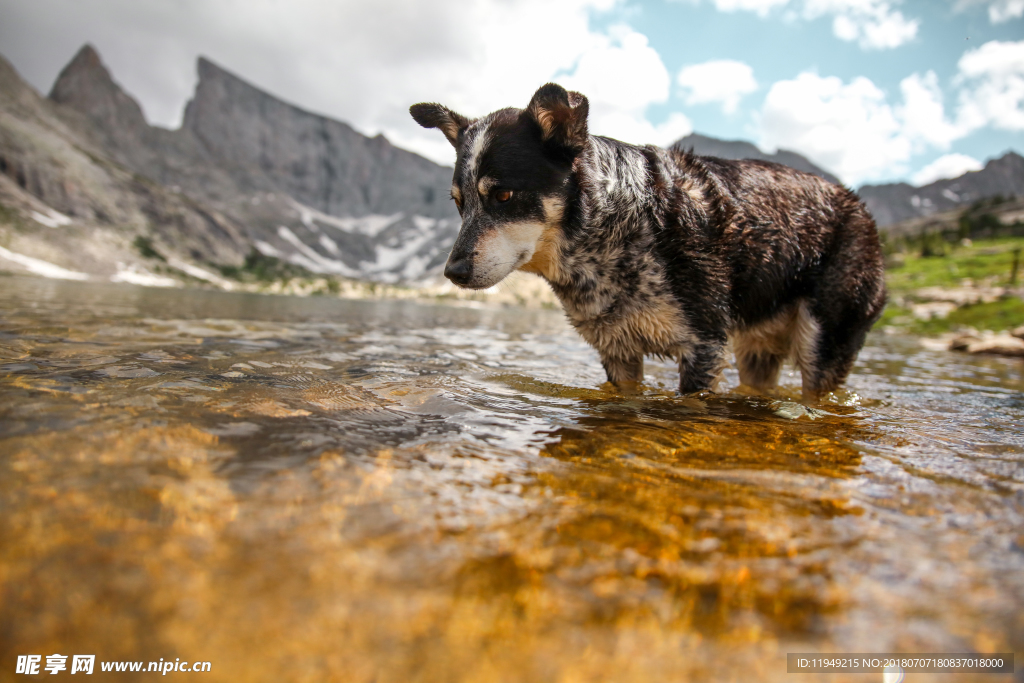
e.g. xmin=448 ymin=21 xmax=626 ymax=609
xmin=410 ymin=84 xmax=886 ymax=401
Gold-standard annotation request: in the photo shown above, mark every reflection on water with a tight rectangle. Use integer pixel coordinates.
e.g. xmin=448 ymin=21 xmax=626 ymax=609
xmin=1 ymin=275 xmax=1022 ymax=682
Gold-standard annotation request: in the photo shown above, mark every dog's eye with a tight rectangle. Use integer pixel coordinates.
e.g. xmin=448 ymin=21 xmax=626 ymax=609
xmin=450 ymin=194 xmax=462 ymax=210
xmin=495 ymin=190 xmax=513 ymax=203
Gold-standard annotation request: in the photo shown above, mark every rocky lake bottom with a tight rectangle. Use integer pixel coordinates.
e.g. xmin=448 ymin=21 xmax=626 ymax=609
xmin=1 ymin=275 xmax=1022 ymax=682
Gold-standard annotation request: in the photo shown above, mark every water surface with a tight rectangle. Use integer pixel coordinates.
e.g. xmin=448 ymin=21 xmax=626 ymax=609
xmin=1 ymin=275 xmax=1022 ymax=682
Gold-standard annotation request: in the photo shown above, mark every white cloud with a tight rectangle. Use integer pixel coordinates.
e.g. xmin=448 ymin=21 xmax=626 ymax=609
xmin=898 ymin=71 xmax=968 ymax=149
xmin=758 ymin=40 xmax=1024 ymax=185
xmin=988 ymin=0 xmax=1024 ymax=21
xmin=559 ymin=26 xmax=693 ymax=146
xmin=677 ymin=0 xmax=918 ymax=49
xmin=758 ymin=69 xmax=974 ymax=185
xmin=910 ymin=153 xmax=983 ymax=186
xmin=954 ymin=0 xmax=1024 ymax=23
xmin=955 ymin=39 xmax=1024 ymax=132
xmin=760 ymin=73 xmax=910 ymax=184
xmin=584 ymin=110 xmax=694 ymax=147
xmin=803 ymin=0 xmax=918 ymax=50
xmin=0 ymin=0 xmax=642 ymax=165
xmin=711 ymin=0 xmax=790 ymax=16
xmin=677 ymin=59 xmax=758 ymax=114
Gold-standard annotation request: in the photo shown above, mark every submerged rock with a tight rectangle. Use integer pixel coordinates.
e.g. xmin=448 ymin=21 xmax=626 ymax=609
xmin=772 ymin=401 xmax=831 ymax=420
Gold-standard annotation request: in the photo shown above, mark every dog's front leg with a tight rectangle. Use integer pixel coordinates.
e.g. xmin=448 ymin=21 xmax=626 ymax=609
xmin=678 ymin=340 xmax=727 ymax=394
xmin=601 ymin=354 xmax=644 ymax=388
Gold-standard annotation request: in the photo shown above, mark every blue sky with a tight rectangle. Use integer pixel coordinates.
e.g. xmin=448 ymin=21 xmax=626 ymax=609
xmin=1 ymin=0 xmax=1022 ymax=188
xmin=598 ymin=0 xmax=1024 ymax=186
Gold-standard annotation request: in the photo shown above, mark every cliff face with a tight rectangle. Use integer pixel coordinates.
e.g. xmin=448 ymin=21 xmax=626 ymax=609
xmin=48 ymin=45 xmax=249 ymax=211
xmin=0 ymin=49 xmax=249 ymax=281
xmin=48 ymin=45 xmax=150 ymax=145
xmin=183 ymin=58 xmax=453 ymax=219
xmin=2 ymin=44 xmax=461 ymax=284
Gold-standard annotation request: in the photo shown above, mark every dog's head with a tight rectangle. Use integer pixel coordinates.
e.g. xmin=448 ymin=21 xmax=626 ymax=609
xmin=410 ymin=83 xmax=589 ymax=289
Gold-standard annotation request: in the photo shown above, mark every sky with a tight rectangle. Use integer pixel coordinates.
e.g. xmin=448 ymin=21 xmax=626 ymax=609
xmin=0 ymin=0 xmax=1022 ymax=188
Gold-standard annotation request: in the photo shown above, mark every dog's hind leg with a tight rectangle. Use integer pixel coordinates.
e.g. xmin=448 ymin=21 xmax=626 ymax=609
xmin=798 ymin=290 xmax=884 ymax=402
xmin=736 ymin=350 xmax=785 ymax=393
xmin=799 ymin=207 xmax=887 ymax=402
xmin=732 ymin=310 xmax=795 ymax=393
xmin=796 ymin=313 xmax=862 ymax=402
xmin=678 ymin=339 xmax=728 ymax=394
xmin=601 ymin=355 xmax=644 ymax=386
xmin=790 ymin=301 xmax=831 ymax=400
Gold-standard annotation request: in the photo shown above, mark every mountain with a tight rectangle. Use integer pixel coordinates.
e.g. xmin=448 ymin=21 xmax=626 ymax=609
xmin=183 ymin=57 xmax=453 ymax=220
xmin=857 ymin=152 xmax=1024 ymax=229
xmin=49 ymin=45 xmax=461 ymax=282
xmin=2 ymin=44 xmax=1019 ymax=288
xmin=671 ymin=133 xmax=842 ymax=186
xmin=0 ymin=50 xmax=250 ymax=282
xmin=1 ymin=45 xmax=459 ymax=285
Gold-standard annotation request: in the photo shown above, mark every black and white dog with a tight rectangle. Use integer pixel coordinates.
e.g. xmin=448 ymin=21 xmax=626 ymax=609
xmin=410 ymin=84 xmax=886 ymax=400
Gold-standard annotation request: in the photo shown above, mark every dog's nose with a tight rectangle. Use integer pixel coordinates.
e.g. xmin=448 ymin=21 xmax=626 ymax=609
xmin=444 ymin=258 xmax=472 ymax=285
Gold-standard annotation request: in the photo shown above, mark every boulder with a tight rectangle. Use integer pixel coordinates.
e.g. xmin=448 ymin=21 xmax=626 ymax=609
xmin=951 ymin=334 xmax=1024 ymax=357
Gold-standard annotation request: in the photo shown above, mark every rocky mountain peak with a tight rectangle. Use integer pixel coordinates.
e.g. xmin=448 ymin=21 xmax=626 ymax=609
xmin=0 ymin=54 xmax=47 ymax=114
xmin=181 ymin=55 xmax=453 ymax=219
xmin=48 ymin=44 xmax=149 ymax=139
xmin=859 ymin=151 xmax=1024 ymax=228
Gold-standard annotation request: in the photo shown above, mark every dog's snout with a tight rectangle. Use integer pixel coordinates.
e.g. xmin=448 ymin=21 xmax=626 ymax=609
xmin=444 ymin=258 xmax=472 ymax=285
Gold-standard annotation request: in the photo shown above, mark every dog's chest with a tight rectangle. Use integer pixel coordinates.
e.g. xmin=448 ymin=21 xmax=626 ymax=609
xmin=552 ymin=226 xmax=695 ymax=359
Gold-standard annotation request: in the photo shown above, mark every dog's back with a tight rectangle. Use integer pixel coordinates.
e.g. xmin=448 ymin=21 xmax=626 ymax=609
xmin=658 ymin=151 xmax=886 ymax=397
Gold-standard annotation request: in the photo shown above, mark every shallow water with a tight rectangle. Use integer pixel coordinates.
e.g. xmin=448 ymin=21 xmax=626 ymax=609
xmin=1 ymin=275 xmax=1022 ymax=682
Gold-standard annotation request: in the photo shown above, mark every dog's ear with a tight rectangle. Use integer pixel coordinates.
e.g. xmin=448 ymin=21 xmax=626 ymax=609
xmin=525 ymin=83 xmax=589 ymax=155
xmin=409 ymin=103 xmax=470 ymax=148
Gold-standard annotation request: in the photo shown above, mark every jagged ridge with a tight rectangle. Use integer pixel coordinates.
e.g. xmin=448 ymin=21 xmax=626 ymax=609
xmin=42 ymin=45 xmax=460 ymax=282
xmin=859 ymin=152 xmax=1024 ymax=228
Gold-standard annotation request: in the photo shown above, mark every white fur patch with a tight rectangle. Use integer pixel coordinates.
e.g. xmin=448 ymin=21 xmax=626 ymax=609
xmin=791 ymin=300 xmax=822 ymax=396
xmin=681 ymin=177 xmax=704 ymax=206
xmin=465 ymin=124 xmax=490 ymax=178
xmin=471 ymin=221 xmax=546 ymax=288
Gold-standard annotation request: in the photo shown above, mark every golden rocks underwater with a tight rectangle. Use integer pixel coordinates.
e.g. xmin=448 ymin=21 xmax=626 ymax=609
xmin=1 ymin=276 xmax=1022 ymax=682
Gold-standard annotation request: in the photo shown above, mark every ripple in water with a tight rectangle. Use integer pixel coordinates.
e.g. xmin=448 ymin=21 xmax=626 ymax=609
xmin=1 ymin=275 xmax=1022 ymax=682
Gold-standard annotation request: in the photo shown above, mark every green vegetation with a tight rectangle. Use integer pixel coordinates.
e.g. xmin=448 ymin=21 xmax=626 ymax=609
xmin=880 ymin=207 xmax=1024 ymax=334
xmin=879 ymin=297 xmax=1024 ymax=336
xmin=879 ymin=194 xmax=1024 ymax=335
xmin=217 ymin=248 xmax=315 ymax=283
xmin=885 ymin=237 xmax=1023 ymax=293
xmin=133 ymin=235 xmax=166 ymax=261
xmin=0 ymin=200 xmax=16 ymax=225
xmin=883 ymin=196 xmax=1022 ymax=254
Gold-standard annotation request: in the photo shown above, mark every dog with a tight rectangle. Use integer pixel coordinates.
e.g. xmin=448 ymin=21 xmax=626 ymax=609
xmin=410 ymin=83 xmax=886 ymax=401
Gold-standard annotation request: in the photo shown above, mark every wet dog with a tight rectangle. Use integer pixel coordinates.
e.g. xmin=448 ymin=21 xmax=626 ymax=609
xmin=410 ymin=83 xmax=886 ymax=400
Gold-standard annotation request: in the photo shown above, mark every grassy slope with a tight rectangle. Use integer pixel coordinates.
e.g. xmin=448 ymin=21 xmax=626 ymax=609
xmin=881 ymin=236 xmax=1024 ymax=335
